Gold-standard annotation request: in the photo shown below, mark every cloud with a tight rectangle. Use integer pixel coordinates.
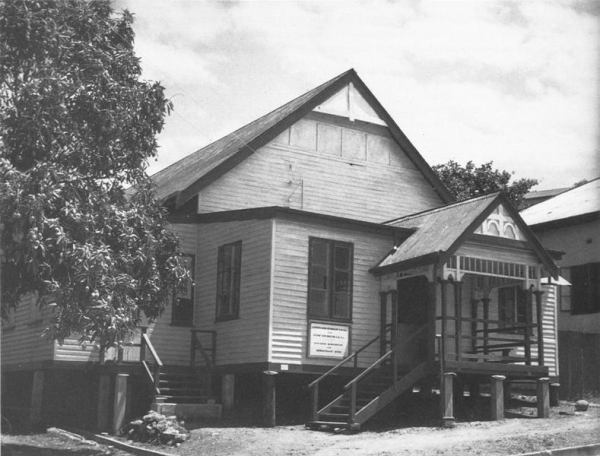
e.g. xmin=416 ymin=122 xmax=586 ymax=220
xmin=119 ymin=0 xmax=599 ymax=189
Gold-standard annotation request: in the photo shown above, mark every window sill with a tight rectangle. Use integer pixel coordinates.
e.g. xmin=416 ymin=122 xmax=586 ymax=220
xmin=170 ymin=323 xmax=194 ymax=328
xmin=308 ymin=316 xmax=352 ymax=324
xmin=571 ymin=310 xmax=600 ymax=316
xmin=215 ymin=316 xmax=240 ymax=323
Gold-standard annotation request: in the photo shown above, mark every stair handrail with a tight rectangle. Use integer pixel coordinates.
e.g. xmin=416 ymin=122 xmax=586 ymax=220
xmin=190 ymin=329 xmax=216 ymax=370
xmin=140 ymin=331 xmax=163 ymax=395
xmin=343 ymin=324 xmax=427 ymax=390
xmin=190 ymin=329 xmax=217 ymax=398
xmin=308 ymin=324 xmax=392 ymax=422
xmin=308 ymin=324 xmax=392 ymax=389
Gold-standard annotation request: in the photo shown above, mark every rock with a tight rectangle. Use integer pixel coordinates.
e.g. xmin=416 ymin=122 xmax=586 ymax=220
xmin=574 ymin=400 xmax=589 ymax=411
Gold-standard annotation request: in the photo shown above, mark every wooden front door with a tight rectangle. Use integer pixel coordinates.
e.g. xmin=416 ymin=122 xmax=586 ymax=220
xmin=396 ymin=276 xmax=428 ymax=366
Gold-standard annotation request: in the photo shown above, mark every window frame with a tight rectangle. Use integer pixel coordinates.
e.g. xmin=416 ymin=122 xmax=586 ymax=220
xmin=216 ymin=241 xmax=242 ymax=322
xmin=171 ymin=253 xmax=195 ymax=327
xmin=498 ymin=285 xmax=527 ymax=329
xmin=307 ymin=237 xmax=354 ymax=322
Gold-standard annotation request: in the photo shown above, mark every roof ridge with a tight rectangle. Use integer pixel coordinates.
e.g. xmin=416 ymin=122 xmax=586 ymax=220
xmin=150 ymin=69 xmax=354 ymax=180
xmin=385 ymin=191 xmax=500 ymax=225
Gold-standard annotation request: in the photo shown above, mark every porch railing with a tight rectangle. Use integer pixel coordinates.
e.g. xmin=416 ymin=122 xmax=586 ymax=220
xmin=436 ymin=315 xmax=541 ymax=365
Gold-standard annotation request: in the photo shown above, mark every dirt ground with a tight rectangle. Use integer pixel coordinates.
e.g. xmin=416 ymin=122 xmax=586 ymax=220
xmin=128 ymin=398 xmax=600 ymax=456
xmin=2 ymin=400 xmax=599 ymax=456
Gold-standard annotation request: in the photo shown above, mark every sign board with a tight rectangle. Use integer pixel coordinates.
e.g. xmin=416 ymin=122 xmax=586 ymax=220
xmin=308 ymin=322 xmax=350 ymax=359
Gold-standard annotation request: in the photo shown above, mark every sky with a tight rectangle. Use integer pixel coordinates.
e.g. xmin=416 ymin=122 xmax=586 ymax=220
xmin=116 ymin=0 xmax=600 ymax=191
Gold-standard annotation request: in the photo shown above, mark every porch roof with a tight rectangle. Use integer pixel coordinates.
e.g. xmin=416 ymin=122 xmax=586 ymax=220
xmin=371 ymin=193 xmax=558 ymax=277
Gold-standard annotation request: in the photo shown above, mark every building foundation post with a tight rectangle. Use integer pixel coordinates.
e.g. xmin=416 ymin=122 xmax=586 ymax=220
xmin=112 ymin=374 xmax=128 ymax=434
xmin=30 ymin=370 xmax=45 ymax=429
xmin=537 ymin=377 xmax=551 ymax=418
xmin=97 ymin=374 xmax=111 ymax=432
xmin=222 ymin=374 xmax=235 ymax=417
xmin=490 ymin=375 xmax=506 ymax=421
xmin=262 ymin=371 xmax=277 ymax=428
xmin=441 ymin=372 xmax=456 ymax=427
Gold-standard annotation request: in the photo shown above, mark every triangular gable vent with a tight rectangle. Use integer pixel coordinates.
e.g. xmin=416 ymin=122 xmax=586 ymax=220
xmin=313 ymin=82 xmax=387 ymax=126
xmin=474 ymin=203 xmax=525 ymax=241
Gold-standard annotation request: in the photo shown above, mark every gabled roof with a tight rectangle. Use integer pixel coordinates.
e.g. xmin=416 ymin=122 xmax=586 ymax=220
xmin=372 ymin=192 xmax=557 ymax=277
xmin=520 ymin=177 xmax=600 ymax=227
xmin=151 ymin=69 xmax=454 ymax=207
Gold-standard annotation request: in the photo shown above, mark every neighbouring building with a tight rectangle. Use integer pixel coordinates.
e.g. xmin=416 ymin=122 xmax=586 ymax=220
xmin=2 ymin=69 xmax=562 ymax=432
xmin=521 ymin=178 xmax=600 ymax=399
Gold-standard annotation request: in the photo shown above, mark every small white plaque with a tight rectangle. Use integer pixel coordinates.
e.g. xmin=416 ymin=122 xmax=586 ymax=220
xmin=309 ymin=322 xmax=350 ymax=359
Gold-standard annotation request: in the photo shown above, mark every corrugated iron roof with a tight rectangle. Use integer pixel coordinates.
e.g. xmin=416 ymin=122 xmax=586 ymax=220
xmin=375 ymin=193 xmax=500 ymax=270
xmin=520 ymin=178 xmax=600 ymax=226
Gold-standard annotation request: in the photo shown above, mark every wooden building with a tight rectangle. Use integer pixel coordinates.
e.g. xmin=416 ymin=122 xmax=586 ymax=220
xmin=521 ymin=178 xmax=600 ymax=400
xmin=2 ymin=69 xmax=561 ymax=432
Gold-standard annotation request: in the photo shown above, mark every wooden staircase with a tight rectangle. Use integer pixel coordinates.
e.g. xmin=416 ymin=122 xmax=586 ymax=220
xmin=307 ymin=361 xmax=431 ymax=431
xmin=307 ymin=325 xmax=430 ymax=432
xmin=157 ymin=367 xmax=211 ymax=404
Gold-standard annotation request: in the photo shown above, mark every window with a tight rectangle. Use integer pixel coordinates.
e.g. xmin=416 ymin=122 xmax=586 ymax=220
xmin=216 ymin=242 xmax=242 ymax=321
xmin=172 ymin=254 xmax=195 ymax=326
xmin=498 ymin=286 xmax=526 ymax=328
xmin=570 ymin=262 xmax=600 ymax=315
xmin=308 ymin=238 xmax=353 ymax=321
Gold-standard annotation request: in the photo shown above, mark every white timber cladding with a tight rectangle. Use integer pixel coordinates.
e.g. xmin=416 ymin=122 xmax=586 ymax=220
xmin=270 ymin=218 xmax=394 ymax=368
xmin=51 ymin=223 xmax=199 ymax=365
xmin=196 ymin=113 xmax=443 ymax=223
xmin=1 ymin=293 xmax=55 ymax=367
xmin=194 ymin=219 xmax=273 ymax=366
xmin=143 ymin=223 xmax=199 ymax=366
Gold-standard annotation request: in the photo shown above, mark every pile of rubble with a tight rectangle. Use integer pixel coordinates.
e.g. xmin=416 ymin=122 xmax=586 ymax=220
xmin=121 ymin=411 xmax=189 ymax=446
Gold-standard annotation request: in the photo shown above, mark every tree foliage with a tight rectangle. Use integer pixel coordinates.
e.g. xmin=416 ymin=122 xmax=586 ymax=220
xmin=432 ymin=160 xmax=538 ymax=208
xmin=0 ymin=0 xmax=188 ymax=347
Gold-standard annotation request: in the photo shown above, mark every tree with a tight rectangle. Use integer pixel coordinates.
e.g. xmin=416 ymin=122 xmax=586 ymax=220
xmin=0 ymin=0 xmax=188 ymax=349
xmin=432 ymin=160 xmax=538 ymax=208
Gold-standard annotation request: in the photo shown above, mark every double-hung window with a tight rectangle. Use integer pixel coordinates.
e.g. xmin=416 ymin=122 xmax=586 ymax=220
xmin=216 ymin=241 xmax=242 ymax=321
xmin=308 ymin=238 xmax=353 ymax=321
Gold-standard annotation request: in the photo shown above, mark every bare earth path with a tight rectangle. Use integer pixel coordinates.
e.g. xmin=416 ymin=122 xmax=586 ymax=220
xmin=173 ymin=406 xmax=600 ymax=456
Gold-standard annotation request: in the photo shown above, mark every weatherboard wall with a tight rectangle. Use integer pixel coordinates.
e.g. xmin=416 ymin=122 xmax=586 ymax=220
xmin=1 ymin=293 xmax=55 ymax=369
xmin=195 ymin=113 xmax=443 ymax=224
xmin=193 ymin=219 xmax=273 ymax=367
xmin=269 ymin=218 xmax=393 ymax=369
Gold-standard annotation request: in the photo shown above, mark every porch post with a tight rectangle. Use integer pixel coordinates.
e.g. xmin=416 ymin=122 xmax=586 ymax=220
xmin=439 ymin=279 xmax=448 ymax=363
xmin=482 ymin=297 xmax=491 ymax=355
xmin=427 ymin=279 xmax=438 ymax=363
xmin=524 ymin=289 xmax=533 ymax=365
xmin=452 ymin=279 xmax=463 ymax=361
xmin=379 ymin=291 xmax=388 ymax=357
xmin=490 ymin=375 xmax=506 ymax=421
xmin=534 ymin=291 xmax=545 ymax=366
xmin=470 ymin=299 xmax=479 ymax=353
xmin=390 ymin=290 xmax=399 ymax=383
